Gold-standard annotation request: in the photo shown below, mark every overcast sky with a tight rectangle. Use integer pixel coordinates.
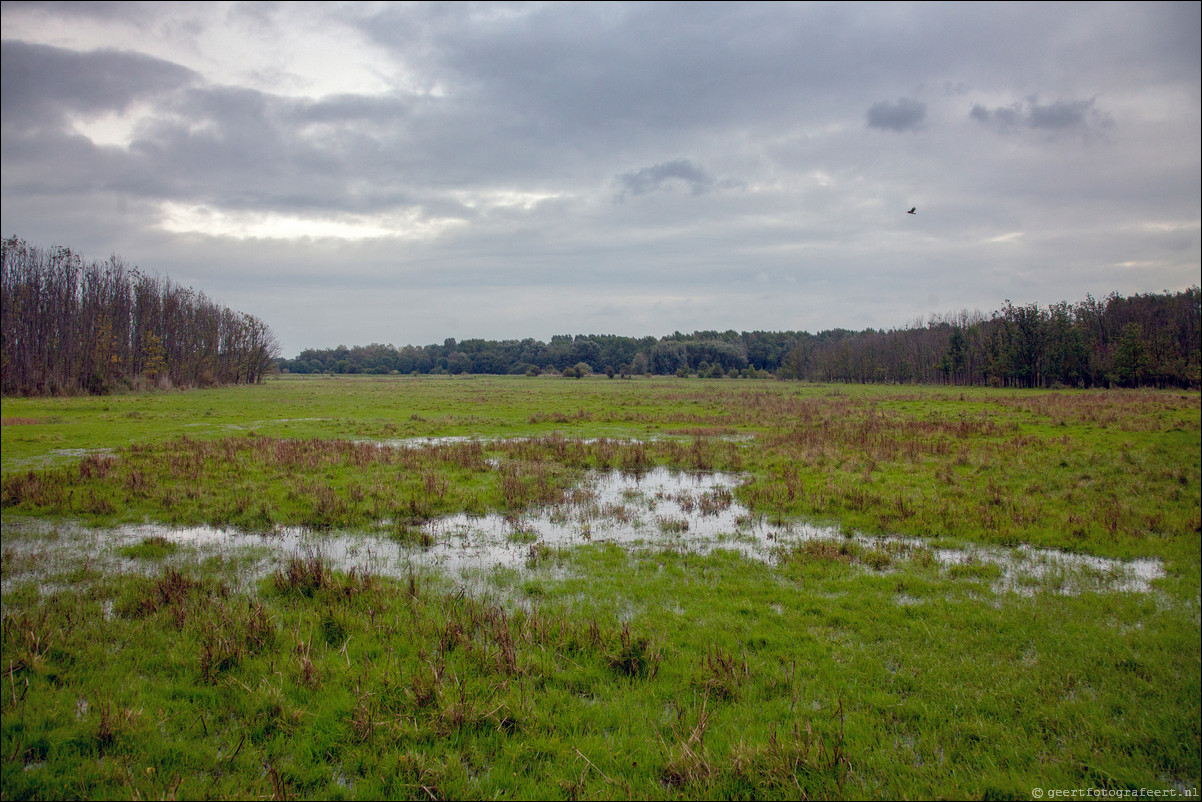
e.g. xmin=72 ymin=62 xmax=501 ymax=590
xmin=2 ymin=1 xmax=1199 ymax=355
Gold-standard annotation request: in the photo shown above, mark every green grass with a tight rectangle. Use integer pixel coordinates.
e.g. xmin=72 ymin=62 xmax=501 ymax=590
xmin=2 ymin=376 xmax=1199 ymax=799
xmin=2 ymin=546 xmax=1197 ymax=800
xmin=118 ymin=535 xmax=179 ymax=560
xmin=2 ymin=374 xmax=732 ymax=469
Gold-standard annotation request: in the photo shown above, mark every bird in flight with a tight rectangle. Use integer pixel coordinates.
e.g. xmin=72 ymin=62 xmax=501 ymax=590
xmin=907 ymin=207 xmax=917 ymax=214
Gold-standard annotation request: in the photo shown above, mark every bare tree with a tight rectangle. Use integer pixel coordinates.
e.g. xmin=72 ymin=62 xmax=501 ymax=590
xmin=1 ymin=237 xmax=284 ymax=395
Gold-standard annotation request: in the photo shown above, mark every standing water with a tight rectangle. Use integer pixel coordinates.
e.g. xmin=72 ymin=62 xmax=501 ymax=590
xmin=1 ymin=467 xmax=1163 ymax=596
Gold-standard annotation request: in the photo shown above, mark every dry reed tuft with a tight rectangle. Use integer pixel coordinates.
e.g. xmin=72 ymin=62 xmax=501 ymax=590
xmin=661 ymin=696 xmax=713 ymax=788
xmin=697 ymin=646 xmax=749 ymax=701
xmin=273 ymin=551 xmax=331 ymax=597
xmin=607 ymin=623 xmax=660 ymax=678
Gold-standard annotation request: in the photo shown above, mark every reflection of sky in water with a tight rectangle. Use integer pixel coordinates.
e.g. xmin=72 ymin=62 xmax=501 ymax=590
xmin=1 ymin=468 xmax=1164 ymax=597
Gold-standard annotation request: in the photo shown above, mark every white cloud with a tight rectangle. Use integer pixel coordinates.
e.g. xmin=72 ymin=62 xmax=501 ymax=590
xmin=69 ymin=105 xmax=154 ymax=149
xmin=1137 ymin=220 xmax=1199 ymax=233
xmin=157 ymin=202 xmax=464 ymax=241
xmin=449 ymin=189 xmax=567 ymax=212
xmin=984 ymin=232 xmax=1025 ymax=244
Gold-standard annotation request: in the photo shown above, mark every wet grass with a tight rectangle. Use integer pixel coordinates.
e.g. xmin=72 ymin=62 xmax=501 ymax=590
xmin=2 ymin=376 xmax=1200 ymax=798
xmin=4 ymin=379 xmax=1198 ymax=567
xmin=1 ymin=545 xmax=1197 ymax=800
xmin=118 ymin=535 xmax=178 ymax=561
xmin=0 ymin=434 xmax=746 ymax=536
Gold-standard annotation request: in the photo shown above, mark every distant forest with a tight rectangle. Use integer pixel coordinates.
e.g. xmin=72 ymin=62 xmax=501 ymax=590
xmin=1 ymin=238 xmax=281 ymax=396
xmin=282 ymin=288 xmax=1201 ymax=389
xmin=3 ymin=236 xmax=1196 ymax=395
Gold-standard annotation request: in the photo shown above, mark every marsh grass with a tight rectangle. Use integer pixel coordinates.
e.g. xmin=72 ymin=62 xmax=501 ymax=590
xmin=783 ymin=538 xmax=894 ymax=570
xmin=2 ymin=377 xmax=1199 ymax=798
xmin=0 ymin=433 xmax=745 ymax=540
xmin=118 ymin=535 xmax=177 ymax=560
xmin=4 ymin=379 xmax=1197 ymax=563
xmin=2 ymin=542 xmax=1196 ymax=800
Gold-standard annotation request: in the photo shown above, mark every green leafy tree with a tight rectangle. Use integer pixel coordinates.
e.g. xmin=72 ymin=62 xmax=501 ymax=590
xmin=1108 ymin=322 xmax=1149 ymax=387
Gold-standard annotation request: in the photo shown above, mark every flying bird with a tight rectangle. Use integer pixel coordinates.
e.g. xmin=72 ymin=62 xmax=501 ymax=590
xmin=907 ymin=207 xmax=917 ymax=214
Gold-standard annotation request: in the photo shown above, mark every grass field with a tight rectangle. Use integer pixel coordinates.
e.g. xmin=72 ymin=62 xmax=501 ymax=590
xmin=2 ymin=375 xmax=1199 ymax=799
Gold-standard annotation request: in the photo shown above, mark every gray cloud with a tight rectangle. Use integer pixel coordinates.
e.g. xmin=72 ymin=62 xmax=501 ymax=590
xmin=866 ymin=98 xmax=927 ymax=132
xmin=0 ymin=41 xmax=414 ymax=215
xmin=1 ymin=2 xmax=1198 ymax=354
xmin=615 ymin=159 xmax=717 ymax=200
xmin=1 ymin=40 xmax=197 ymax=129
xmin=970 ymin=96 xmax=1114 ymax=135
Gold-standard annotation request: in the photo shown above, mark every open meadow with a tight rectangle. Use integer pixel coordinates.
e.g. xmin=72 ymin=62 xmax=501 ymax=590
xmin=2 ymin=375 xmax=1199 ymax=800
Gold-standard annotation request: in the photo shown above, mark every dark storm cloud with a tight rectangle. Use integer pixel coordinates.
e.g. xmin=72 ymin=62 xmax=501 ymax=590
xmin=970 ymin=96 xmax=1114 ymax=135
xmin=866 ymin=98 xmax=927 ymax=132
xmin=615 ymin=159 xmax=717 ymax=200
xmin=0 ymin=40 xmax=197 ymax=129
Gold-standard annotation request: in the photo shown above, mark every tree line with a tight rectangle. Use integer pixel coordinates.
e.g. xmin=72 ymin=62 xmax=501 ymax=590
xmin=2 ymin=237 xmax=281 ymax=395
xmin=779 ymin=291 xmax=1199 ymax=388
xmin=281 ymin=288 xmax=1199 ymax=389
xmin=281 ymin=331 xmax=792 ymax=380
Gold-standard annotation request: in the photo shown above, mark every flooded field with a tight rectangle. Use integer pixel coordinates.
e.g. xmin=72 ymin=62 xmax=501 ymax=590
xmin=2 ymin=380 xmax=1196 ymax=800
xmin=1 ymin=467 xmax=1163 ymax=598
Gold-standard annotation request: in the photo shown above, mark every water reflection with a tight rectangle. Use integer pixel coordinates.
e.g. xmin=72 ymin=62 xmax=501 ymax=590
xmin=1 ymin=468 xmax=1164 ymax=597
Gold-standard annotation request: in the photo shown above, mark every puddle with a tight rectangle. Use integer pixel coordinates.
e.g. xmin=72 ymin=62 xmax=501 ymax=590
xmin=406 ymin=468 xmax=813 ymax=574
xmin=183 ymin=417 xmax=329 ymax=432
xmin=367 ymin=433 xmax=755 ymax=450
xmin=929 ymin=542 xmax=1164 ymax=596
xmin=3 ymin=447 xmax=116 ymax=471
xmin=1 ymin=468 xmax=1164 ymax=597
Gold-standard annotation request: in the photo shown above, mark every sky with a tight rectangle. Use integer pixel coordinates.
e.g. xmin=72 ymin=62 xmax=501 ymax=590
xmin=2 ymin=1 xmax=1199 ymax=356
